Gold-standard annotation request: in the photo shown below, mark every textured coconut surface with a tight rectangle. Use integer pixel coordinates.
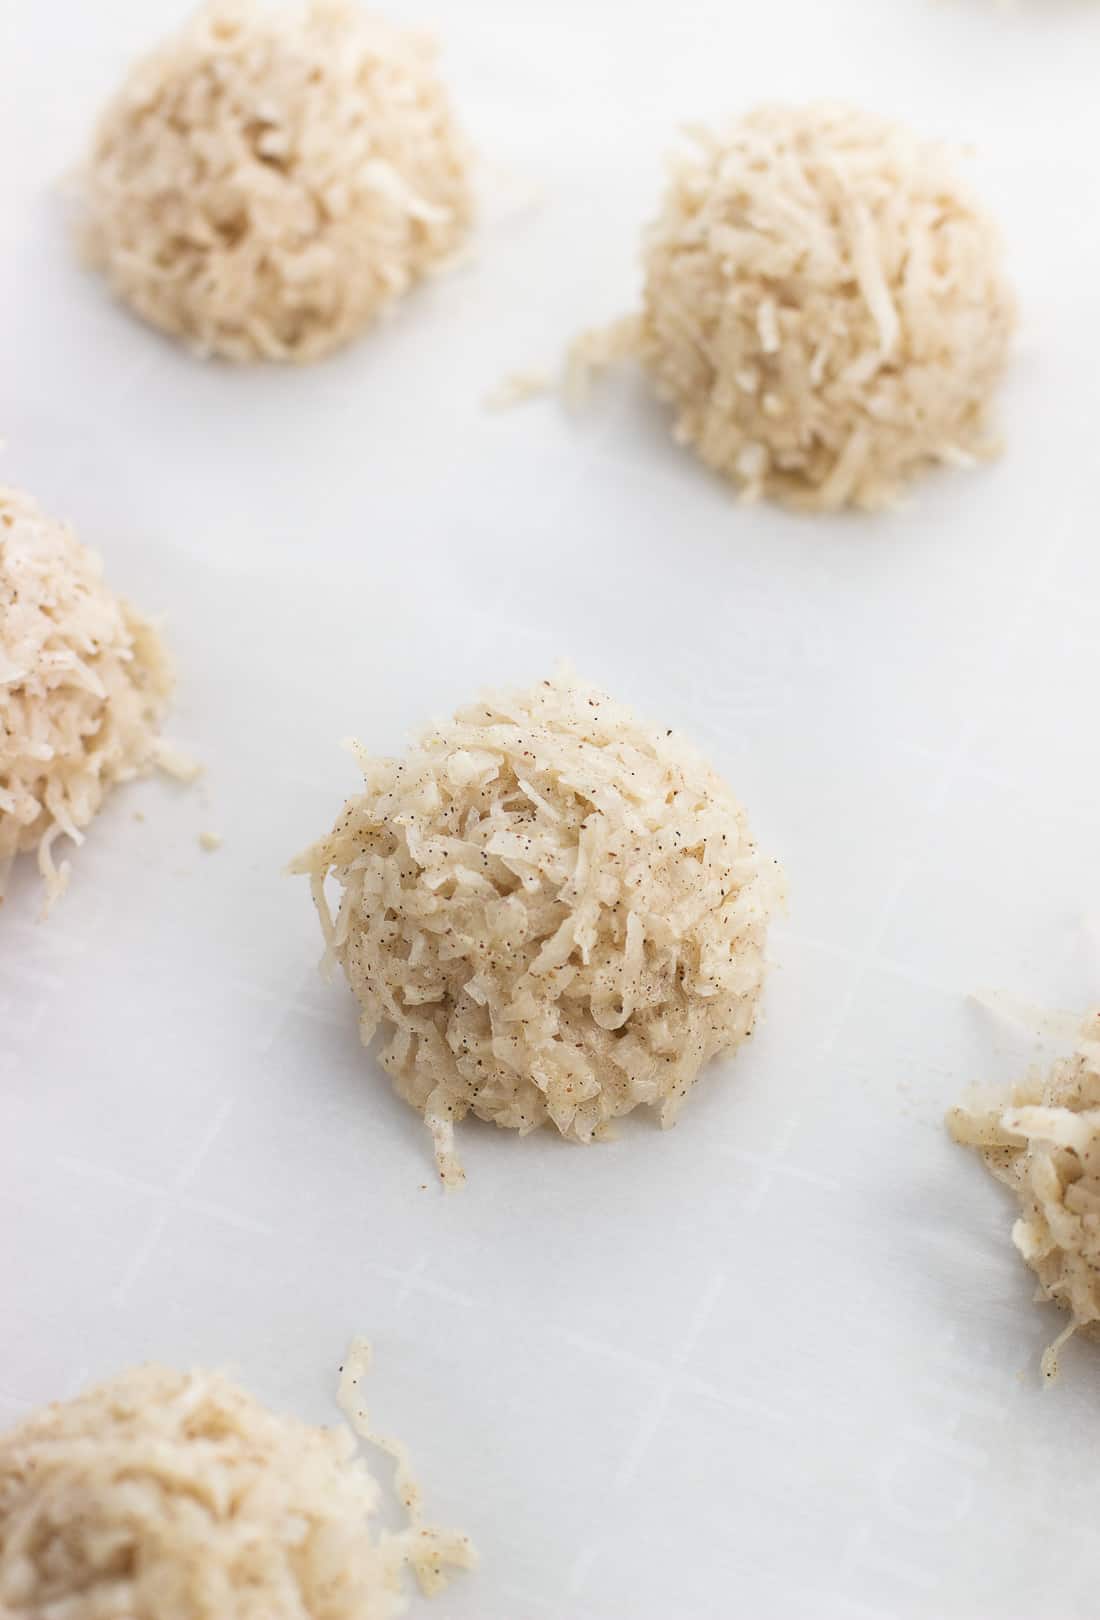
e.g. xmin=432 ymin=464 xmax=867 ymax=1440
xmin=3 ymin=0 xmax=1100 ymax=1617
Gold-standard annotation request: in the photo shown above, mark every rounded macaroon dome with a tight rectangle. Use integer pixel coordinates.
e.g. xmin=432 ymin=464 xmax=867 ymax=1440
xmin=616 ymin=102 xmax=1016 ymax=511
xmin=0 ymin=1358 xmax=472 ymax=1620
xmin=294 ymin=672 xmax=782 ymax=1185
xmin=0 ymin=487 xmax=172 ymax=904
xmin=80 ymin=0 xmax=473 ymax=363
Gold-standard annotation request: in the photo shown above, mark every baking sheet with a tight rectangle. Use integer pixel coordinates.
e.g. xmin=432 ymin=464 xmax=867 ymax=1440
xmin=4 ymin=1 xmax=1100 ymax=1615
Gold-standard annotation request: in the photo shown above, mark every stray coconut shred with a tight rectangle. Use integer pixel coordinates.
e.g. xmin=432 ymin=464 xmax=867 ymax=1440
xmin=0 ymin=487 xmax=183 ymax=907
xmin=337 ymin=1339 xmax=474 ymax=1597
xmin=293 ymin=670 xmax=782 ymax=1186
xmin=949 ymin=1011 xmax=1100 ymax=1380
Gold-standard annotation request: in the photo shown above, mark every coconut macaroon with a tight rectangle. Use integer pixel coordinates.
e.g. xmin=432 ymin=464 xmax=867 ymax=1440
xmin=0 ymin=487 xmax=174 ymax=905
xmin=573 ymin=103 xmax=1016 ymax=512
xmin=293 ymin=671 xmax=782 ymax=1186
xmin=948 ymin=1012 xmax=1100 ymax=1380
xmin=0 ymin=1353 xmax=473 ymax=1620
xmin=80 ymin=0 xmax=473 ymax=363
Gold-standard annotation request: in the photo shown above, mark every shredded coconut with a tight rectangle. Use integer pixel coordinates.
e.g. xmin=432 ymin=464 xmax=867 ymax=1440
xmin=969 ymin=988 xmax=1084 ymax=1047
xmin=483 ymin=369 xmax=553 ymax=411
xmin=292 ymin=669 xmax=782 ymax=1186
xmin=948 ymin=1011 xmax=1100 ymax=1379
xmin=0 ymin=1355 xmax=473 ymax=1619
xmin=337 ymin=1339 xmax=473 ymax=1596
xmin=79 ymin=0 xmax=474 ymax=363
xmin=153 ymin=739 xmax=202 ymax=783
xmin=570 ymin=103 xmax=1016 ymax=511
xmin=0 ymin=487 xmax=172 ymax=906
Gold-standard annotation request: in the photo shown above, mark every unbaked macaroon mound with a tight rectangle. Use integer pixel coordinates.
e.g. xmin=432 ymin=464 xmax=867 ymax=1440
xmin=574 ymin=103 xmax=1016 ymax=511
xmin=293 ymin=671 xmax=782 ymax=1185
xmin=949 ymin=1012 xmax=1100 ymax=1380
xmin=0 ymin=1356 xmax=472 ymax=1620
xmin=0 ymin=487 xmax=173 ymax=904
xmin=80 ymin=0 xmax=473 ymax=362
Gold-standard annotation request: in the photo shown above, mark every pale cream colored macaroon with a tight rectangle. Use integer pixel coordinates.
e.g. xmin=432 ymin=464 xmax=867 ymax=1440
xmin=294 ymin=669 xmax=783 ymax=1185
xmin=0 ymin=1348 xmax=473 ymax=1619
xmin=949 ymin=1011 xmax=1100 ymax=1380
xmin=572 ymin=103 xmax=1016 ymax=511
xmin=79 ymin=0 xmax=473 ymax=362
xmin=0 ymin=486 xmax=177 ymax=905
